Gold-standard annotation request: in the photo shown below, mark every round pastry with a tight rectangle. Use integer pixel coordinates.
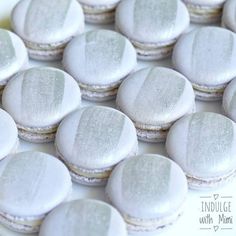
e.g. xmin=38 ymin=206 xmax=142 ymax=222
xmin=222 ymin=0 xmax=236 ymax=32
xmin=2 ymin=67 xmax=81 ymax=143
xmin=55 ymin=106 xmax=138 ymax=185
xmin=11 ymin=0 xmax=84 ymax=61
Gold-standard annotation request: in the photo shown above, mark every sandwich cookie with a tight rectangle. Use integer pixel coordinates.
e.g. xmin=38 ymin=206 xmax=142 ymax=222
xmin=11 ymin=0 xmax=84 ymax=61
xmin=78 ymin=0 xmax=121 ymax=24
xmin=116 ymin=67 xmax=195 ymax=142
xmin=166 ymin=112 xmax=236 ymax=189
xmin=2 ymin=67 xmax=81 ymax=143
xmin=115 ymin=0 xmax=190 ymax=60
xmin=223 ymin=78 xmax=236 ymax=122
xmin=182 ymin=0 xmax=226 ymax=23
xmin=173 ymin=27 xmax=236 ymax=101
xmin=63 ymin=30 xmax=136 ymax=101
xmin=106 ymin=154 xmax=188 ymax=232
xmin=0 ymin=109 xmax=18 ymax=160
xmin=55 ymin=106 xmax=138 ymax=186
xmin=0 ymin=29 xmax=28 ymax=94
xmin=0 ymin=151 xmax=72 ymax=233
xmin=39 ymin=199 xmax=127 ymax=236
xmin=222 ymin=0 xmax=236 ymax=32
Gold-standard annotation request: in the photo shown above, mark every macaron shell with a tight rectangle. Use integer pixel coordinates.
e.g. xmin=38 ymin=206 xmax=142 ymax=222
xmin=56 ymin=106 xmax=137 ymax=169
xmin=116 ymin=67 xmax=195 ymax=127
xmin=0 ymin=151 xmax=71 ymax=216
xmin=0 ymin=29 xmax=28 ymax=82
xmin=183 ymin=0 xmax=225 ymax=6
xmin=166 ymin=112 xmax=236 ymax=179
xmin=223 ymin=78 xmax=236 ymax=121
xmin=115 ymin=0 xmax=189 ymax=44
xmin=222 ymin=0 xmax=236 ymax=32
xmin=11 ymin=0 xmax=84 ymax=44
xmin=0 ymin=109 xmax=18 ymax=160
xmin=63 ymin=30 xmax=136 ymax=86
xmin=2 ymin=67 xmax=81 ymax=128
xmin=78 ymin=0 xmax=120 ymax=6
xmin=106 ymin=154 xmax=187 ymax=220
xmin=173 ymin=27 xmax=236 ymax=87
xmin=39 ymin=199 xmax=127 ymax=236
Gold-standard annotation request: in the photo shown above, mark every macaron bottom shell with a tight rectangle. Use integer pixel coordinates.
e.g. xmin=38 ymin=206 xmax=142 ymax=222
xmin=184 ymin=3 xmax=223 ymax=23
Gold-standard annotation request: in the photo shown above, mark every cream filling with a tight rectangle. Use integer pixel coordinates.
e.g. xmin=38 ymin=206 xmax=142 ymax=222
xmin=17 ymin=124 xmax=58 ymax=135
xmin=192 ymin=82 xmax=226 ymax=94
xmin=81 ymin=2 xmax=117 ymax=14
xmin=185 ymin=3 xmax=223 ymax=16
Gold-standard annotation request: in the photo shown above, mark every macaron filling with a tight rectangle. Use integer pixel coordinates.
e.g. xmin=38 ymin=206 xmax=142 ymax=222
xmin=0 ymin=211 xmax=45 ymax=233
xmin=81 ymin=2 xmax=118 ymax=14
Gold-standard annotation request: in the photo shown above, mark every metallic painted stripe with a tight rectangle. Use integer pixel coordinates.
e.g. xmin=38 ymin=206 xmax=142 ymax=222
xmin=21 ymin=68 xmax=65 ymax=123
xmin=133 ymin=68 xmax=185 ymax=121
xmin=72 ymin=107 xmax=125 ymax=165
xmin=191 ymin=29 xmax=234 ymax=78
xmin=24 ymin=0 xmax=72 ymax=37
xmin=186 ymin=113 xmax=234 ymax=170
xmin=122 ymin=156 xmax=171 ymax=204
xmin=62 ymin=202 xmax=111 ymax=235
xmin=0 ymin=30 xmax=16 ymax=68
xmin=133 ymin=0 xmax=177 ymax=37
xmin=85 ymin=31 xmax=126 ymax=76
xmin=0 ymin=154 xmax=46 ymax=205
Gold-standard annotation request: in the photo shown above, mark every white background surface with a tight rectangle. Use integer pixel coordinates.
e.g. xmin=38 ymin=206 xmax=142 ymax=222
xmin=0 ymin=1 xmax=235 ymax=236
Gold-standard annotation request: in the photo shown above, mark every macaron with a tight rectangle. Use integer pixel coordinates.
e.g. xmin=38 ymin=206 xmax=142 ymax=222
xmin=11 ymin=0 xmax=84 ymax=61
xmin=182 ymin=0 xmax=226 ymax=23
xmin=222 ymin=0 xmax=236 ymax=32
xmin=55 ymin=106 xmax=138 ymax=186
xmin=0 ymin=109 xmax=18 ymax=160
xmin=63 ymin=30 xmax=137 ymax=101
xmin=116 ymin=67 xmax=195 ymax=142
xmin=0 ymin=151 xmax=72 ymax=233
xmin=2 ymin=67 xmax=81 ymax=143
xmin=106 ymin=154 xmax=188 ymax=232
xmin=39 ymin=199 xmax=127 ymax=236
xmin=223 ymin=78 xmax=236 ymax=122
xmin=173 ymin=26 xmax=236 ymax=101
xmin=0 ymin=28 xmax=28 ymax=94
xmin=166 ymin=112 xmax=236 ymax=189
xmin=115 ymin=0 xmax=190 ymax=60
xmin=78 ymin=0 xmax=120 ymax=24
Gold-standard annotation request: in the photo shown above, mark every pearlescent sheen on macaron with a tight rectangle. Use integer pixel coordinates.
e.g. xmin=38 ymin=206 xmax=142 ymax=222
xmin=0 ymin=109 xmax=18 ymax=160
xmin=78 ymin=0 xmax=121 ymax=24
xmin=116 ymin=67 xmax=195 ymax=142
xmin=173 ymin=27 xmax=236 ymax=101
xmin=11 ymin=0 xmax=84 ymax=61
xmin=0 ymin=29 xmax=28 ymax=94
xmin=166 ymin=112 xmax=236 ymax=189
xmin=183 ymin=0 xmax=226 ymax=23
xmin=222 ymin=0 xmax=236 ymax=32
xmin=2 ymin=67 xmax=81 ymax=143
xmin=115 ymin=0 xmax=189 ymax=60
xmin=0 ymin=151 xmax=72 ymax=233
xmin=63 ymin=30 xmax=136 ymax=101
xmin=39 ymin=199 xmax=127 ymax=236
xmin=55 ymin=106 xmax=138 ymax=186
xmin=106 ymin=154 xmax=188 ymax=232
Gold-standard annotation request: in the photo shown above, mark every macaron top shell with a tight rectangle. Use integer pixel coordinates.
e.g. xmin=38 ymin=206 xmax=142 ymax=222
xmin=173 ymin=27 xmax=236 ymax=87
xmin=166 ymin=112 xmax=236 ymax=179
xmin=116 ymin=67 xmax=195 ymax=127
xmin=183 ymin=0 xmax=225 ymax=6
xmin=0 ymin=151 xmax=71 ymax=217
xmin=56 ymin=106 xmax=137 ymax=169
xmin=222 ymin=0 xmax=236 ymax=32
xmin=2 ymin=67 xmax=81 ymax=128
xmin=106 ymin=154 xmax=188 ymax=219
xmin=63 ymin=30 xmax=136 ymax=86
xmin=78 ymin=0 xmax=120 ymax=6
xmin=0 ymin=29 xmax=28 ymax=82
xmin=223 ymin=78 xmax=236 ymax=121
xmin=0 ymin=109 xmax=18 ymax=160
xmin=39 ymin=199 xmax=127 ymax=236
xmin=11 ymin=0 xmax=84 ymax=44
xmin=115 ymin=0 xmax=189 ymax=44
